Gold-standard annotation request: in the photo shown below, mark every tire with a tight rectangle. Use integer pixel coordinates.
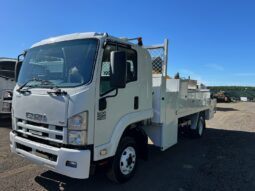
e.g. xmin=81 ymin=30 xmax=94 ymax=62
xmin=190 ymin=115 xmax=205 ymax=138
xmin=106 ymin=137 xmax=137 ymax=183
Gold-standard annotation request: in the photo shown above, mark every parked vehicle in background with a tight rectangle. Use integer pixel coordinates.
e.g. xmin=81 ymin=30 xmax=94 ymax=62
xmin=10 ymin=32 xmax=216 ymax=183
xmin=0 ymin=58 xmax=16 ymax=117
xmin=212 ymin=91 xmax=231 ymax=103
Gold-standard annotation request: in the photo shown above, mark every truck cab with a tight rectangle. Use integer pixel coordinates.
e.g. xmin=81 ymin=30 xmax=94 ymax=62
xmin=10 ymin=32 xmax=153 ymax=180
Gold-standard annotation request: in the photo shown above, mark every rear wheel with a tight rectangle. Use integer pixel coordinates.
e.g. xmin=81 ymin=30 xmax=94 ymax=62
xmin=106 ymin=137 xmax=137 ymax=183
xmin=191 ymin=115 xmax=205 ymax=138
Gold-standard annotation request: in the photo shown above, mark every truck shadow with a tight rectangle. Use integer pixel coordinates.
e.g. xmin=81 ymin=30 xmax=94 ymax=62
xmin=216 ymin=107 xmax=239 ymax=112
xmin=35 ymin=127 xmax=255 ymax=191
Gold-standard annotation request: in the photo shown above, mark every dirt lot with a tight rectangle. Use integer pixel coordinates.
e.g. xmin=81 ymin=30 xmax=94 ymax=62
xmin=0 ymin=102 xmax=255 ymax=191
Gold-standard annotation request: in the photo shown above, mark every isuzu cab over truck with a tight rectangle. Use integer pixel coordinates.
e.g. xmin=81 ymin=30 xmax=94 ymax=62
xmin=0 ymin=58 xmax=16 ymax=117
xmin=10 ymin=32 xmax=216 ymax=183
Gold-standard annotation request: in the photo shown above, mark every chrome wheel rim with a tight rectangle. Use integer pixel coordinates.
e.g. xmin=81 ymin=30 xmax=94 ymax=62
xmin=120 ymin=146 xmax=136 ymax=175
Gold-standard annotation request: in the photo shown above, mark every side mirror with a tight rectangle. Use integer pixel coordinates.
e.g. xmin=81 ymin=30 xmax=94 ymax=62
xmin=15 ymin=51 xmax=26 ymax=82
xmin=15 ymin=61 xmax=22 ymax=82
xmin=110 ymin=51 xmax=127 ymax=89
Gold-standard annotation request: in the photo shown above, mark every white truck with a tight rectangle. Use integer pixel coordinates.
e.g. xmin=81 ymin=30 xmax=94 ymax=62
xmin=0 ymin=58 xmax=16 ymax=117
xmin=10 ymin=32 xmax=216 ymax=183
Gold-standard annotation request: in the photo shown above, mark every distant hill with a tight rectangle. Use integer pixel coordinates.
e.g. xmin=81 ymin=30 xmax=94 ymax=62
xmin=208 ymin=86 xmax=255 ymax=101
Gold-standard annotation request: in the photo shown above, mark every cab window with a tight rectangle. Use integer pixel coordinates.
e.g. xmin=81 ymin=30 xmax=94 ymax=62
xmin=100 ymin=44 xmax=137 ymax=96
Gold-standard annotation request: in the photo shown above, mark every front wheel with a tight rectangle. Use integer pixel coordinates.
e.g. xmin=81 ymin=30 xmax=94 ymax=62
xmin=106 ymin=137 xmax=137 ymax=183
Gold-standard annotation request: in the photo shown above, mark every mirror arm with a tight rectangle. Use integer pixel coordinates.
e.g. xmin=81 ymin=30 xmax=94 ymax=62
xmin=17 ymin=50 xmax=27 ymax=62
xmin=102 ymin=88 xmax=118 ymax=100
xmin=99 ymin=89 xmax=119 ymax=111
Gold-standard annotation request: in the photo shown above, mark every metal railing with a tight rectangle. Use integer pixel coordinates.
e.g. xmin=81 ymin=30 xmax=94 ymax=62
xmin=145 ymin=39 xmax=168 ymax=76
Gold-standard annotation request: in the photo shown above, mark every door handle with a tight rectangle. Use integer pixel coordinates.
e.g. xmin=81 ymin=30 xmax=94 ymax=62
xmin=134 ymin=96 xmax=139 ymax=110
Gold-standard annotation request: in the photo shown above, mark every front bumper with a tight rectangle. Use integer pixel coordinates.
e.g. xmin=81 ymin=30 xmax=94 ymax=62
xmin=10 ymin=131 xmax=91 ymax=179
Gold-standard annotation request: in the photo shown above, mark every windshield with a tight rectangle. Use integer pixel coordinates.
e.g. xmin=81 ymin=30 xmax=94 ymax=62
xmin=18 ymin=39 xmax=98 ymax=88
xmin=0 ymin=61 xmax=16 ymax=79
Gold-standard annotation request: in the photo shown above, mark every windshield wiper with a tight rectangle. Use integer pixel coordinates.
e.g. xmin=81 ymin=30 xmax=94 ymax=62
xmin=17 ymin=78 xmax=67 ymax=95
xmin=17 ymin=78 xmax=54 ymax=93
xmin=47 ymin=86 xmax=67 ymax=95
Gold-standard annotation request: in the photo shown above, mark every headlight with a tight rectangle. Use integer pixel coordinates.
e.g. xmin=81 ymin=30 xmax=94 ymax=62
xmin=68 ymin=112 xmax=88 ymax=130
xmin=68 ymin=131 xmax=87 ymax=145
xmin=67 ymin=112 xmax=88 ymax=145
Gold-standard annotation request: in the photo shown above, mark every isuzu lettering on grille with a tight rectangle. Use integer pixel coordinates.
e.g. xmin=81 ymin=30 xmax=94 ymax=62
xmin=26 ymin=112 xmax=47 ymax=122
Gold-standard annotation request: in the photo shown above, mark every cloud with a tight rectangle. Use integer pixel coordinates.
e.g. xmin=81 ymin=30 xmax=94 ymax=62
xmin=234 ymin=73 xmax=255 ymax=77
xmin=205 ymin=64 xmax=224 ymax=71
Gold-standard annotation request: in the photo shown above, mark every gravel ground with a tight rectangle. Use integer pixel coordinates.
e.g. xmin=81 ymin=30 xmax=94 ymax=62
xmin=0 ymin=102 xmax=255 ymax=191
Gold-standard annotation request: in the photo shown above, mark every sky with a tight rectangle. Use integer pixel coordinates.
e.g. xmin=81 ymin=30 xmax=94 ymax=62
xmin=1 ymin=0 xmax=255 ymax=86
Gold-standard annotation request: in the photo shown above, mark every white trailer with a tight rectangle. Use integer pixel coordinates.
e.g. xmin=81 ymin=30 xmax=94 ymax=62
xmin=0 ymin=58 xmax=16 ymax=116
xmin=10 ymin=32 xmax=216 ymax=183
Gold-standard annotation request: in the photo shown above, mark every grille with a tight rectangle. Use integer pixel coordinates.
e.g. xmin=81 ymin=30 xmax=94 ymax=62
xmin=16 ymin=118 xmax=67 ymax=144
xmin=1 ymin=101 xmax=11 ymax=112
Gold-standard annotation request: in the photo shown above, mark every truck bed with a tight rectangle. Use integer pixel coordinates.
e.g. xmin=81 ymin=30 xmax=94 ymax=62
xmin=143 ymin=75 xmax=216 ymax=151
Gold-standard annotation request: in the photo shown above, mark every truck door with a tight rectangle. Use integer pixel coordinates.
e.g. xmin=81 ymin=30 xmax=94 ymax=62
xmin=94 ymin=42 xmax=140 ymax=147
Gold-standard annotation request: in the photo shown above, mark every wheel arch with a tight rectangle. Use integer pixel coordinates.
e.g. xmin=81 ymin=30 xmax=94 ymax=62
xmin=121 ymin=125 xmax=148 ymax=160
xmin=93 ymin=109 xmax=152 ymax=161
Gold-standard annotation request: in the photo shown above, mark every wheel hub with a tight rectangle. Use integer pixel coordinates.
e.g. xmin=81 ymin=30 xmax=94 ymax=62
xmin=120 ymin=146 xmax=136 ymax=175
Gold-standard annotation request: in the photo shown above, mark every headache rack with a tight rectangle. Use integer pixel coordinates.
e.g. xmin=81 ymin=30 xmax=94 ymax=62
xmin=145 ymin=39 xmax=169 ymax=76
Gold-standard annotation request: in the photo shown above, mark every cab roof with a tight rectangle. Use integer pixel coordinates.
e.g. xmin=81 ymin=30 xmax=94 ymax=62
xmin=0 ymin=57 xmax=17 ymax=62
xmin=31 ymin=32 xmax=137 ymax=48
